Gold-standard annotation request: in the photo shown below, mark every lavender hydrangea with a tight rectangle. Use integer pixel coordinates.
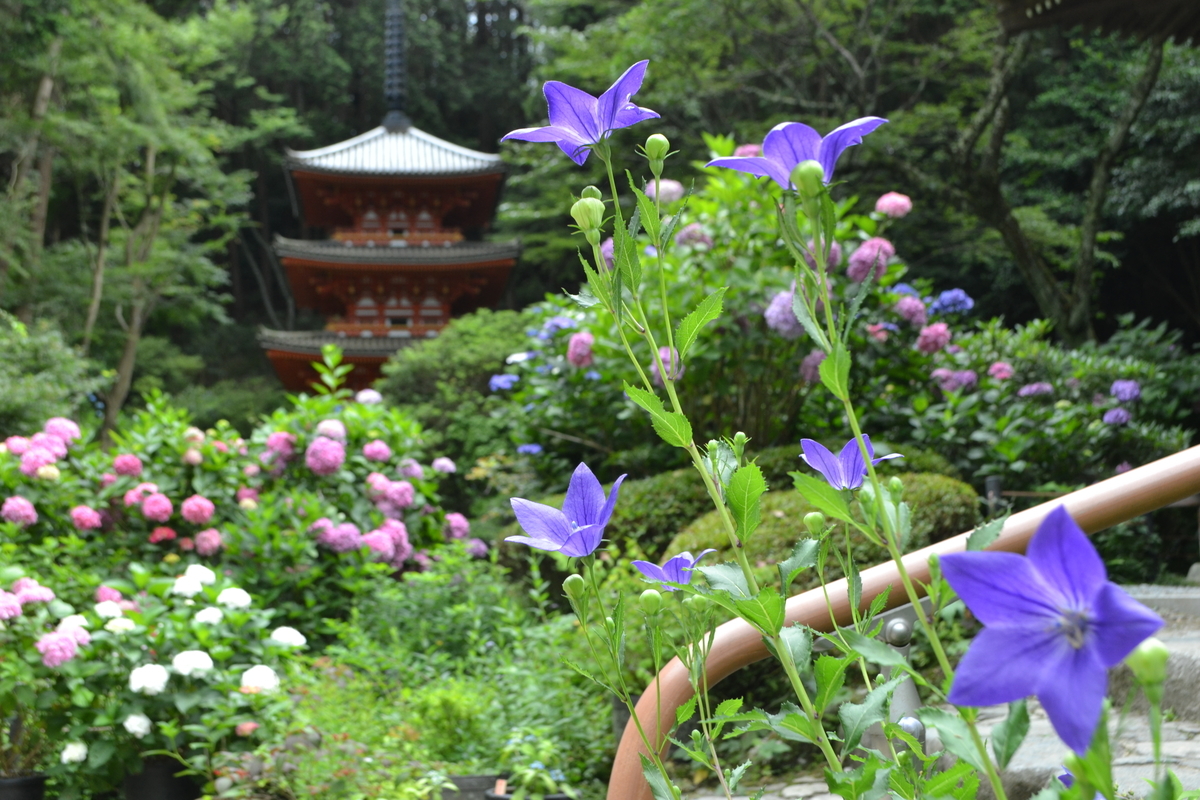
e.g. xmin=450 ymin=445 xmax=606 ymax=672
xmin=1111 ymin=380 xmax=1141 ymax=403
xmin=764 ymin=289 xmax=805 ymax=339
xmin=306 ymin=436 xmax=345 ymax=476
xmin=1103 ymin=407 xmax=1132 ymax=426
xmin=1018 ymin=382 xmax=1054 ymax=397
xmin=928 ymin=288 xmax=975 ymax=315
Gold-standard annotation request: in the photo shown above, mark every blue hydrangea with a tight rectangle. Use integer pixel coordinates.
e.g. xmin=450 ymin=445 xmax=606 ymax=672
xmin=517 ymin=443 xmax=544 ymax=455
xmin=929 ymin=288 xmax=975 ymax=315
xmin=489 ymin=374 xmax=519 ymax=392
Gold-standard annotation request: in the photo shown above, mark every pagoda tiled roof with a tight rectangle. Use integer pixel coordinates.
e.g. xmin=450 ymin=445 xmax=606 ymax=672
xmin=285 ymin=125 xmax=505 ymax=177
xmin=997 ymin=0 xmax=1199 ymax=41
xmin=274 ymin=236 xmax=520 ymax=266
xmin=258 ymin=328 xmax=426 ymax=359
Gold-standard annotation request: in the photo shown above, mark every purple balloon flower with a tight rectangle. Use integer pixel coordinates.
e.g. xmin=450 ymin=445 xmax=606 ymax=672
xmin=631 ymin=550 xmax=716 ymax=591
xmin=800 ymin=436 xmax=901 ymax=491
xmin=940 ymin=506 xmax=1163 ymax=754
xmin=506 ymin=463 xmax=626 ymax=558
xmin=501 ymin=61 xmax=660 ymax=165
xmin=706 ymin=117 xmax=887 ymax=189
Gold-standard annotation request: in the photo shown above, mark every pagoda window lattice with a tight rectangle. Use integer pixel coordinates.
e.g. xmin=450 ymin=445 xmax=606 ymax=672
xmin=360 ymin=209 xmax=382 ymax=231
xmin=353 ymin=296 xmax=380 ymax=323
xmin=414 ymin=210 xmax=436 ymax=232
xmin=385 ymin=296 xmax=413 ymax=327
xmin=419 ymin=296 xmax=446 ymax=326
xmin=386 ymin=210 xmax=409 ymax=235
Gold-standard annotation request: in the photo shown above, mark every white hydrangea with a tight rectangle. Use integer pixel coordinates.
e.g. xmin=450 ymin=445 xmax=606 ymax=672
xmin=105 ymin=617 xmax=136 ymax=634
xmin=171 ymin=574 xmax=204 ymax=598
xmin=240 ymin=664 xmax=280 ymax=693
xmin=194 ymin=606 xmax=223 ymax=625
xmin=184 ymin=564 xmax=216 ymax=585
xmin=123 ymin=713 xmax=152 ymax=739
xmin=267 ymin=626 xmax=307 ymax=648
xmin=57 ymin=614 xmax=90 ymax=631
xmin=129 ymin=663 xmax=170 ymax=695
xmin=93 ymin=601 xmax=123 ymax=619
xmin=216 ymin=587 xmax=252 ymax=609
xmin=60 ymin=742 xmax=88 ymax=764
xmin=171 ymin=650 xmax=214 ymax=677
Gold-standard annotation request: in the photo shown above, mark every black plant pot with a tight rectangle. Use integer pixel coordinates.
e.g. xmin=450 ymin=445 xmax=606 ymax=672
xmin=123 ymin=757 xmax=199 ymax=800
xmin=442 ymin=775 xmax=500 ymax=800
xmin=0 ymin=774 xmax=47 ymax=800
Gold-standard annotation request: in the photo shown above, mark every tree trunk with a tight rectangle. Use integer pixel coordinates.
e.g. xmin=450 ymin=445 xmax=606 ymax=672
xmin=102 ymin=293 xmax=150 ymax=436
xmin=16 ymin=145 xmax=56 ymax=323
xmin=82 ymin=178 xmax=119 ymax=354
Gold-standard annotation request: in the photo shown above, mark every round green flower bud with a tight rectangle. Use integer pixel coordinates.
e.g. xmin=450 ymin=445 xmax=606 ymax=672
xmin=644 ymin=134 xmax=670 ymax=162
xmin=639 ymin=588 xmax=664 ymax=615
xmin=888 ymin=476 xmax=905 ymax=500
xmin=581 ymin=185 xmax=603 ymax=200
xmin=1125 ymin=637 xmax=1169 ymax=686
xmin=687 ymin=594 xmax=710 ymax=613
xmin=803 ymin=511 xmax=826 ymax=537
xmin=563 ymin=573 xmax=586 ymax=600
xmin=790 ymin=160 xmax=826 ymax=199
xmin=571 ymin=197 xmax=606 ymax=233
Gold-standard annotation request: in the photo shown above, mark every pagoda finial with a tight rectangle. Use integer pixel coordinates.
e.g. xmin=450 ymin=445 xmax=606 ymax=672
xmin=383 ymin=0 xmax=411 ymax=132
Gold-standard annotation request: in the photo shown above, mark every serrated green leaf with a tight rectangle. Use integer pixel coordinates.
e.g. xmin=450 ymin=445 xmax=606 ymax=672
xmin=967 ymin=513 xmax=1009 ymax=551
xmin=779 ymin=623 xmax=813 ymax=673
xmin=624 ymin=383 xmax=693 ymax=447
xmin=917 ymin=708 xmax=987 ymax=773
xmin=826 ymin=752 xmax=890 ymax=800
xmin=727 ymin=464 xmax=766 ymax=540
xmin=734 ymin=585 xmax=785 ymax=635
xmin=991 ymin=699 xmax=1029 ymax=770
xmin=867 ymin=586 xmax=892 ymax=621
xmin=612 ymin=224 xmax=642 ymax=292
xmin=779 ymin=538 xmax=820 ymax=589
xmin=629 ymin=177 xmax=661 ymax=245
xmin=726 ymin=761 xmax=752 ymax=792
xmin=814 ymin=655 xmax=850 ymax=715
xmin=791 ymin=472 xmax=855 ymax=524
xmin=676 ymin=695 xmax=698 ymax=727
xmin=696 ymin=562 xmax=752 ymax=599
xmin=836 ymin=627 xmax=910 ymax=668
xmin=714 ymin=697 xmax=744 ymax=717
xmin=819 ymin=343 xmax=851 ymax=400
xmin=790 ymin=288 xmax=830 ymax=351
xmin=578 ymin=251 xmax=611 ymax=310
xmin=640 ymin=753 xmax=677 ymax=800
xmin=676 ymin=287 xmax=727 ymax=358
xmin=838 ymin=676 xmax=903 ymax=754
xmin=566 ymin=281 xmax=601 ymax=308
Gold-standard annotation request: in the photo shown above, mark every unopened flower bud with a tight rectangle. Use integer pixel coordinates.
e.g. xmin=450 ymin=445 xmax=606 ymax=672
xmin=888 ymin=476 xmax=905 ymax=502
xmin=859 ymin=483 xmax=877 ymax=516
xmin=605 ymin=616 xmax=615 ymax=629
xmin=640 ymin=588 xmax=664 ymax=615
xmin=686 ymin=594 xmax=710 ymax=613
xmin=1126 ymin=637 xmax=1169 ymax=687
xmin=571 ymin=197 xmax=605 ymax=246
xmin=803 ymin=512 xmax=826 ymax=537
xmin=563 ymin=573 xmax=586 ymax=600
xmin=644 ymin=134 xmax=670 ymax=163
xmin=580 ymin=185 xmax=603 ymax=201
xmin=790 ymin=160 xmax=826 ymax=199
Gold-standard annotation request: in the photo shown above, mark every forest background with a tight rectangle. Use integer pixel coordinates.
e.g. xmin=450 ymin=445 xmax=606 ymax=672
xmin=2 ymin=0 xmax=1200 ymax=434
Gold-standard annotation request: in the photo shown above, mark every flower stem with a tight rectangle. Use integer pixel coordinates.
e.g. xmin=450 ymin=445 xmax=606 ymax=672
xmin=965 ymin=711 xmax=1010 ymax=800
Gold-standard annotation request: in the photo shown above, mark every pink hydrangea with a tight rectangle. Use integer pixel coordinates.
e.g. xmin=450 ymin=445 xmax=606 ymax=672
xmin=412 ymin=551 xmax=433 ymax=571
xmin=113 ymin=453 xmax=143 ymax=476
xmin=431 ymin=457 xmax=456 ymax=474
xmin=803 ymin=240 xmax=843 ymax=270
xmin=0 ymin=591 xmax=21 ymax=619
xmin=362 ymin=440 xmax=392 ymax=462
xmin=148 ymin=526 xmax=176 ymax=544
xmin=316 ymin=419 xmax=347 ymax=441
xmin=399 ymin=458 xmax=424 ymax=479
xmin=2 ymin=496 xmax=38 ymax=527
xmin=70 ymin=506 xmax=103 ymax=531
xmin=733 ymin=143 xmax=762 ymax=157
xmin=385 ymin=480 xmax=415 ymax=509
xmin=380 ymin=519 xmax=412 ymax=566
xmin=800 ymin=349 xmax=827 ymax=383
xmin=14 ymin=578 xmax=54 ymax=604
xmin=236 ymin=721 xmax=259 ymax=737
xmin=875 ymin=192 xmax=913 ymax=218
xmin=35 ymin=631 xmax=78 ymax=668
xmin=195 ymin=528 xmax=224 ymax=556
xmin=894 ymin=296 xmax=927 ymax=327
xmin=317 ymin=522 xmax=362 ymax=553
xmin=444 ymin=512 xmax=470 ymax=540
xmin=988 ymin=361 xmax=1014 ymax=380
xmin=29 ymin=433 xmax=67 ymax=459
xmin=866 ymin=323 xmax=890 ymax=342
xmin=674 ymin=222 xmax=713 ymax=248
xmin=181 ymin=494 xmax=215 ymax=525
xmin=362 ymin=530 xmax=396 ymax=562
xmin=63 ymin=626 xmax=90 ymax=646
xmin=243 ymin=464 xmax=260 ymax=477
xmin=236 ymin=487 xmax=259 ymax=503
xmin=19 ymin=448 xmax=56 ymax=477
xmin=265 ymin=432 xmax=296 ymax=460
xmin=4 ymin=436 xmax=31 ymax=455
xmin=100 ymin=473 xmax=117 ymax=487
xmin=308 ymin=518 xmax=334 ymax=538
xmin=179 ymin=537 xmax=194 ymax=551
xmin=213 ymin=441 xmax=229 ymax=453
xmin=44 ymin=417 xmax=82 ymax=444
xmin=465 ymin=538 xmax=489 ymax=558
xmin=567 ymin=331 xmax=595 ymax=367
xmin=916 ymin=322 xmax=951 ymax=354
xmin=306 ymin=437 xmax=345 ymax=476
xmin=142 ymin=493 xmax=174 ymax=523
xmin=182 ymin=448 xmax=203 ymax=466
xmin=847 ymin=238 xmax=895 ymax=282
xmin=95 ymin=586 xmax=122 ymax=603
xmin=124 ymin=482 xmax=158 ymax=507
xmin=366 ymin=472 xmax=390 ymax=497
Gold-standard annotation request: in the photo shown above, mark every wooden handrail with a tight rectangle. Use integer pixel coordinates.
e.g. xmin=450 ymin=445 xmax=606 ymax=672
xmin=606 ymin=444 xmax=1200 ymax=800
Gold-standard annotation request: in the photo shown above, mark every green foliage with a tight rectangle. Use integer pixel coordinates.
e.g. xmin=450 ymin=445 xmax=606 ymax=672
xmin=666 ymin=473 xmax=978 ymax=590
xmin=0 ymin=313 xmax=102 ymax=438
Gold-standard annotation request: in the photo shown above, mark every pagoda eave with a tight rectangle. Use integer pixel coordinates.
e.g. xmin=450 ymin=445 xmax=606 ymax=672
xmin=260 ymin=329 xmax=423 ymax=392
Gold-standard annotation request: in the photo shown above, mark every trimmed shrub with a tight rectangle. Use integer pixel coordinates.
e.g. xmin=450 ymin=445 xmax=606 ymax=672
xmin=0 ymin=312 xmax=102 ymax=437
xmin=752 ymin=444 xmax=962 ymax=490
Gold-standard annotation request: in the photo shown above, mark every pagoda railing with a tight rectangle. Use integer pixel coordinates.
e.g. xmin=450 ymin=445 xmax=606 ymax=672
xmin=606 ymin=444 xmax=1200 ymax=800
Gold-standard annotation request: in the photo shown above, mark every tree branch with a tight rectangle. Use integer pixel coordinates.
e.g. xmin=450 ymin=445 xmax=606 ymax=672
xmin=953 ymin=32 xmax=1027 ymax=167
